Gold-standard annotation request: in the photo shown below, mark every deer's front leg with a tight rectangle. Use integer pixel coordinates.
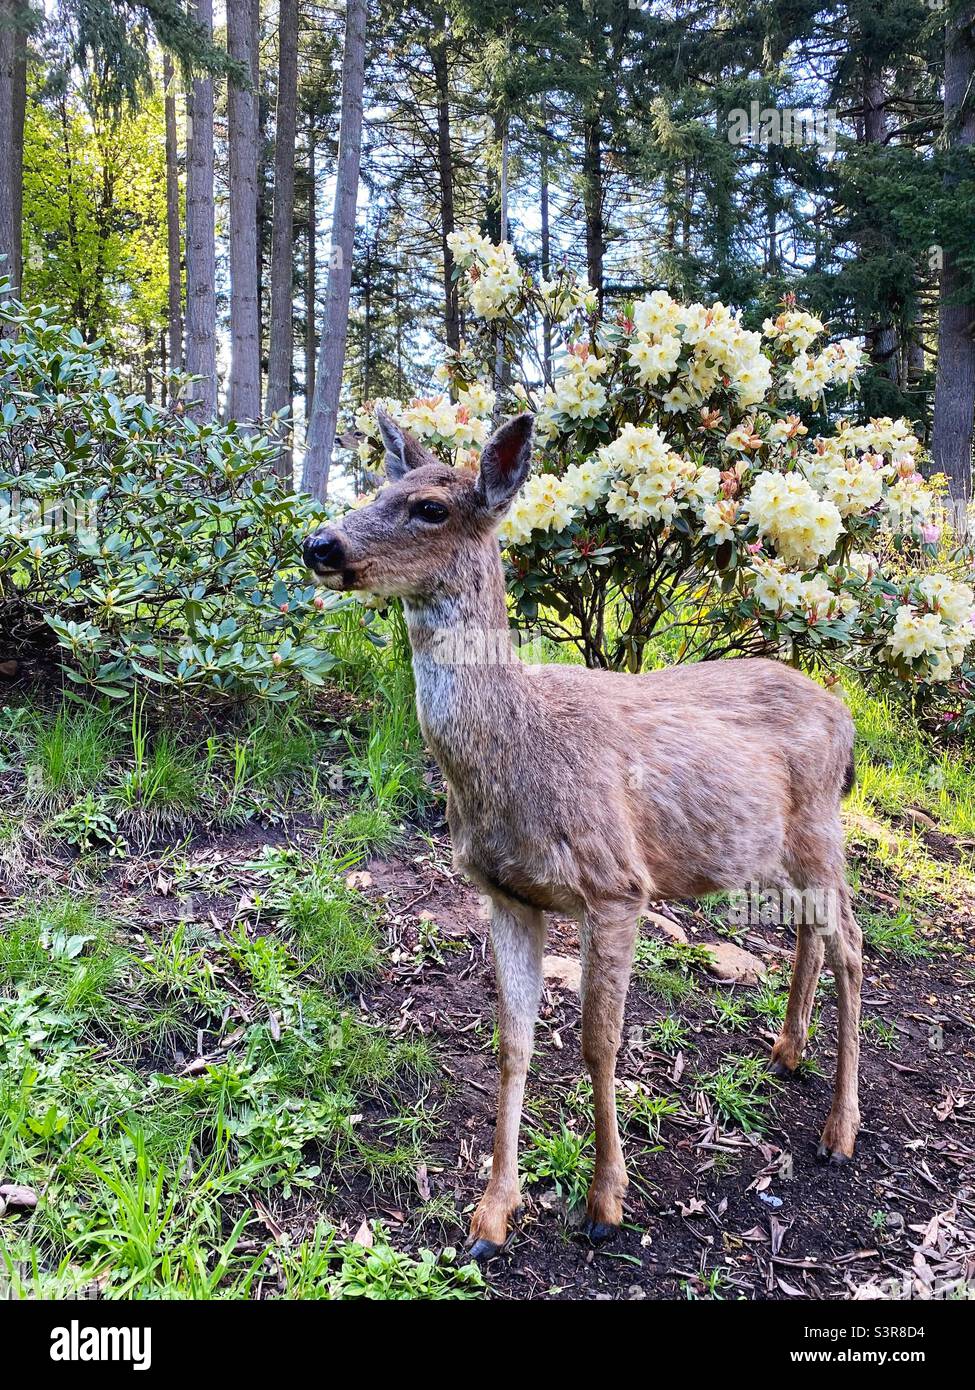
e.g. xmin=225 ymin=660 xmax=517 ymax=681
xmin=580 ymin=908 xmax=638 ymax=1240
xmin=469 ymin=899 xmax=545 ymax=1260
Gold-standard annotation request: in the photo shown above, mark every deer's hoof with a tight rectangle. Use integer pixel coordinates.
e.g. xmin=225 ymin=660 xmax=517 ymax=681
xmin=769 ymin=1037 xmax=803 ymax=1078
xmin=581 ymin=1218 xmax=617 ymax=1245
xmin=816 ymin=1142 xmax=851 ymax=1168
xmin=468 ymin=1238 xmax=502 ymax=1263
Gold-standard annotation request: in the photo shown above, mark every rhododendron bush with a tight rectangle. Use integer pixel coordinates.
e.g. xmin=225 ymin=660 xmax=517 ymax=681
xmin=353 ymin=231 xmax=975 ymax=710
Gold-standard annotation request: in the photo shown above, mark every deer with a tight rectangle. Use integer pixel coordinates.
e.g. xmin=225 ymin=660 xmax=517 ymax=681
xmin=303 ymin=411 xmax=862 ymax=1261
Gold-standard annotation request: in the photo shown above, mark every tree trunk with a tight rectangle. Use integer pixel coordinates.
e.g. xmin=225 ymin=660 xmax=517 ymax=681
xmin=184 ymin=0 xmax=217 ymax=420
xmin=932 ymin=5 xmax=975 ymax=506
xmin=540 ymin=103 xmax=552 ymax=384
xmin=582 ymin=114 xmax=604 ymax=312
xmin=163 ymin=51 xmax=182 ymax=401
xmin=861 ymin=64 xmax=899 ymax=383
xmin=305 ymin=111 xmax=317 ymax=408
xmin=226 ymin=0 xmax=262 ymax=423
xmin=432 ymin=37 xmax=459 ymax=352
xmin=302 ymin=0 xmax=367 ymax=500
xmin=492 ymin=119 xmax=508 ymax=418
xmin=266 ymin=0 xmax=299 ymax=478
xmin=0 ymin=0 xmax=28 ymax=299
xmin=485 ymin=110 xmax=503 ymax=242
xmin=10 ymin=1 xmax=24 ymax=292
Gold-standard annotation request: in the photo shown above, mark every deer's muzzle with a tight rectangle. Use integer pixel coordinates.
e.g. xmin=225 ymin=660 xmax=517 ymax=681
xmin=303 ymin=527 xmax=346 ymax=576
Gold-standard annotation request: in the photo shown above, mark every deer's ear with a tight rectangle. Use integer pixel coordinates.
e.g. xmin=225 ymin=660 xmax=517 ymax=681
xmin=376 ymin=410 xmax=429 ymax=481
xmin=476 ymin=413 xmax=534 ymax=513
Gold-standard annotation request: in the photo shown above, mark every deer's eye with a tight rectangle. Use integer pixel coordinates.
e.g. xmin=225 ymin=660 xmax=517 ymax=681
xmin=411 ymin=499 xmax=449 ymax=524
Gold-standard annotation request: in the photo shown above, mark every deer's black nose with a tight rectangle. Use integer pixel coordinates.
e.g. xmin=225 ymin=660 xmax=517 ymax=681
xmin=303 ymin=529 xmax=345 ymax=571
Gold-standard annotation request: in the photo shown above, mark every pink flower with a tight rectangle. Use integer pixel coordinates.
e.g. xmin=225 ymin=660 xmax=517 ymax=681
xmin=747 ymin=541 xmax=763 ymax=554
xmin=921 ymin=523 xmax=941 ymax=544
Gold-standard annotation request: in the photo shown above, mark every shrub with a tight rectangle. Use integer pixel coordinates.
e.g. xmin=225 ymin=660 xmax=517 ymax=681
xmin=352 ymin=234 xmax=975 ymax=711
xmin=0 ymin=289 xmax=342 ymax=702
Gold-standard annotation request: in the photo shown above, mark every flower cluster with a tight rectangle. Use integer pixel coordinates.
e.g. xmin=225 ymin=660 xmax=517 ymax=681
xmin=536 ymin=343 xmax=609 ymax=432
xmin=446 ymin=229 xmax=521 ymax=319
xmin=749 ymin=557 xmax=857 ymax=624
xmin=539 ymin=272 xmax=598 ymax=322
xmin=887 ymin=575 xmax=975 ymax=681
xmin=746 ymin=472 xmax=843 ymax=567
xmin=354 ymin=391 xmax=492 ymax=467
xmin=618 ymin=292 xmax=774 ymax=412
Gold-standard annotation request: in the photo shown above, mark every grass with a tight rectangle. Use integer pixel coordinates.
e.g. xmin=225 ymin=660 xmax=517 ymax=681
xmin=694 ymin=1056 xmax=781 ymax=1133
xmin=843 ymin=679 xmax=975 ymax=838
xmin=28 ymin=703 xmax=119 ymax=797
xmin=0 ymin=635 xmax=474 ymax=1298
xmin=861 ymin=905 xmax=936 ymax=960
xmin=285 ymin=870 xmax=379 ymax=983
xmin=620 ymin=1089 xmax=681 ymax=1141
xmin=0 ymin=895 xmax=126 ymax=1028
xmin=521 ymin=1123 xmax=595 ymax=1209
xmin=633 ymin=936 xmax=713 ymax=1003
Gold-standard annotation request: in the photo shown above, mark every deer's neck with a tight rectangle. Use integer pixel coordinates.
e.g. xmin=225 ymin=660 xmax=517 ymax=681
xmin=403 ymin=543 xmax=528 ymax=785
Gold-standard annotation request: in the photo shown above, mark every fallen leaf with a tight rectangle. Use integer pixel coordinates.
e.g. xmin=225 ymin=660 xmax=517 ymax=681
xmin=678 ymin=1197 xmax=706 ymax=1217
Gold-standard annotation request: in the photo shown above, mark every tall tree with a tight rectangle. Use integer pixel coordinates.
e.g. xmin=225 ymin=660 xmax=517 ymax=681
xmin=226 ymin=0 xmax=261 ymax=422
xmin=162 ymin=49 xmax=182 ymax=394
xmin=184 ymin=0 xmax=216 ymax=419
xmin=265 ymin=0 xmax=299 ymax=471
xmin=303 ymin=0 xmax=367 ymax=499
xmin=932 ymin=2 xmax=975 ymax=505
xmin=0 ymin=0 xmax=30 ymax=296
xmin=304 ymin=107 xmax=317 ymax=408
xmin=431 ymin=17 xmax=460 ymax=351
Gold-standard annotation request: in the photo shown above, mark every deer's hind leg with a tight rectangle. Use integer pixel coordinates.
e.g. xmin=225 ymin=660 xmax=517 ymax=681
xmin=771 ymin=919 xmax=825 ymax=1077
xmin=579 ymin=904 xmax=638 ymax=1240
xmin=818 ymin=881 xmax=862 ymax=1164
xmin=469 ymin=897 xmax=546 ymax=1260
xmin=780 ymin=820 xmax=862 ymax=1162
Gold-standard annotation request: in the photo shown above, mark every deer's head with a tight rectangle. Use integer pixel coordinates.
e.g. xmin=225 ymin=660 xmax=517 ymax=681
xmin=303 ymin=412 xmax=534 ymax=601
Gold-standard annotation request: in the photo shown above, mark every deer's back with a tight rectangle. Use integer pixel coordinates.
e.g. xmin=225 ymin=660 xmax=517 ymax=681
xmin=447 ymin=656 xmax=853 ymax=911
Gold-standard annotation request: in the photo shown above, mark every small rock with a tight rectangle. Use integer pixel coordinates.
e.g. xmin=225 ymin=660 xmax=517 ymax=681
xmin=543 ymin=954 xmax=582 ymax=993
xmin=0 ymin=1183 xmax=38 ymax=1211
xmin=345 ymin=871 xmax=373 ymax=891
xmin=644 ymin=910 xmax=688 ymax=945
xmin=705 ymin=940 xmax=766 ymax=985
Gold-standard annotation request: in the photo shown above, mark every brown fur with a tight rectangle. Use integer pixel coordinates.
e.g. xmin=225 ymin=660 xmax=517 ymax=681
xmin=304 ymin=414 xmax=863 ymax=1255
